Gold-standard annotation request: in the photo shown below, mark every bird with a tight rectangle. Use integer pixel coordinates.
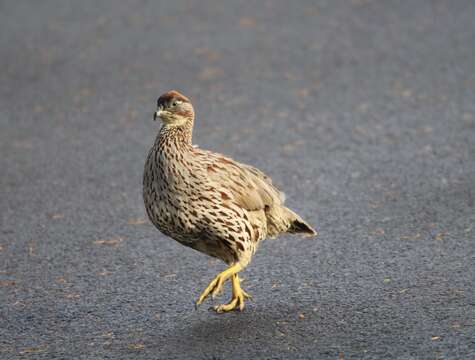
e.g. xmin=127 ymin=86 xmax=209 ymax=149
xmin=143 ymin=90 xmax=317 ymax=313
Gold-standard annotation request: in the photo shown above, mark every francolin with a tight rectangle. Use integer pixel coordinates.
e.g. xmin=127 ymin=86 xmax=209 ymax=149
xmin=143 ymin=90 xmax=317 ymax=312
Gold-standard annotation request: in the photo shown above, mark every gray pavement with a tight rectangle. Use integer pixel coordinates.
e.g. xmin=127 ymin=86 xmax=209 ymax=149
xmin=1 ymin=1 xmax=475 ymax=359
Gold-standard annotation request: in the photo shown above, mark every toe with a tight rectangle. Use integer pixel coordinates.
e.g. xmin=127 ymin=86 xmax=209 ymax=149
xmin=212 ymin=298 xmax=239 ymax=313
xmin=196 ymin=278 xmax=220 ymax=305
xmin=210 ymin=277 xmax=225 ymax=298
xmin=242 ymin=290 xmax=253 ymax=301
xmin=237 ymin=296 xmax=246 ymax=311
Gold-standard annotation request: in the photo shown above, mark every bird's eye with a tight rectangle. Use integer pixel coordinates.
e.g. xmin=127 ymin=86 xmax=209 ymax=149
xmin=172 ymin=102 xmax=177 ymax=107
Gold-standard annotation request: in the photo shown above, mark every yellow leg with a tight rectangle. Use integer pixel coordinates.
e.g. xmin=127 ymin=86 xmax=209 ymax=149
xmin=213 ymin=274 xmax=253 ymax=313
xmin=196 ymin=263 xmax=242 ymax=307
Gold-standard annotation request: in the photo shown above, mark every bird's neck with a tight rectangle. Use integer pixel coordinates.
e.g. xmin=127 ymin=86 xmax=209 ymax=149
xmin=157 ymin=118 xmax=194 ymax=150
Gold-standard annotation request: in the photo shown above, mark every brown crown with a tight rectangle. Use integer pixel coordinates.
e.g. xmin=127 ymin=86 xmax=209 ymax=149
xmin=157 ymin=90 xmax=190 ymax=107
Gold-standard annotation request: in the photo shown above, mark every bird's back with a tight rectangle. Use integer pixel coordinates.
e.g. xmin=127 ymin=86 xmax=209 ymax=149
xmin=190 ymin=147 xmax=316 ymax=238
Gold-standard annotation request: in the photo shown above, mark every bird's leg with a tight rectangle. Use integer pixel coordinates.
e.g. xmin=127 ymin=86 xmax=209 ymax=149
xmin=213 ymin=274 xmax=253 ymax=313
xmin=196 ymin=263 xmax=242 ymax=307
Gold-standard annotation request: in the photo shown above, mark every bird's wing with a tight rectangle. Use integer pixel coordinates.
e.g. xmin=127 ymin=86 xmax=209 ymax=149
xmin=193 ymin=149 xmax=285 ymax=211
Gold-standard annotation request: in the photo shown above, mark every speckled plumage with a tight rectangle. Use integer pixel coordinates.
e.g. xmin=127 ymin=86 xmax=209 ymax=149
xmin=143 ymin=90 xmax=316 ymax=312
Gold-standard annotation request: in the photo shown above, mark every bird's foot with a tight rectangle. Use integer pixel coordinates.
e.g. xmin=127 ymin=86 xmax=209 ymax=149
xmin=195 ymin=263 xmax=241 ymax=307
xmin=196 ymin=274 xmax=226 ymax=305
xmin=212 ymin=274 xmax=252 ymax=313
xmin=212 ymin=287 xmax=252 ymax=313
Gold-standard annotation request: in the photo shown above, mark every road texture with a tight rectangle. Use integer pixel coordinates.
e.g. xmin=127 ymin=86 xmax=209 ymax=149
xmin=1 ymin=1 xmax=475 ymax=359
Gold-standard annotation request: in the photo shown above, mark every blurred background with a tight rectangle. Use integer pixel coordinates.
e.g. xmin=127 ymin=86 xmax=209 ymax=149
xmin=1 ymin=1 xmax=474 ymax=359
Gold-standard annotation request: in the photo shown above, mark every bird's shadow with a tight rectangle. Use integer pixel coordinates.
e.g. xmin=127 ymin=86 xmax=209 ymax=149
xmin=165 ymin=301 xmax=319 ymax=354
xmin=150 ymin=294 xmax=419 ymax=358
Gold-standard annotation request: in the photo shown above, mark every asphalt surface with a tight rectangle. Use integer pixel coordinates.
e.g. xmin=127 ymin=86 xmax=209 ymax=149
xmin=1 ymin=1 xmax=475 ymax=359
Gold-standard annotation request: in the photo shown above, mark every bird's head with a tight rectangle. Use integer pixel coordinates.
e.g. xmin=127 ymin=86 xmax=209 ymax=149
xmin=154 ymin=90 xmax=194 ymax=126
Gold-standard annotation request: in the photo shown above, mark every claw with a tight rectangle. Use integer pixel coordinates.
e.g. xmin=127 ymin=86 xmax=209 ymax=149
xmin=195 ymin=263 xmax=242 ymax=306
xmin=195 ymin=264 xmax=253 ymax=312
xmin=210 ymin=274 xmax=252 ymax=313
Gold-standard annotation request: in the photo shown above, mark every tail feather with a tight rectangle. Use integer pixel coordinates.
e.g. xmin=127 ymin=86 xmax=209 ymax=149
xmin=288 ymin=218 xmax=317 ymax=237
xmin=284 ymin=207 xmax=317 ymax=237
xmin=266 ymin=206 xmax=317 ymax=238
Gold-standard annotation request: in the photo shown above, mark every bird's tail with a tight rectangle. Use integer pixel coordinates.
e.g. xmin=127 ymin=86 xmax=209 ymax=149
xmin=266 ymin=206 xmax=317 ymax=238
xmin=289 ymin=219 xmax=317 ymax=236
xmin=286 ymin=208 xmax=317 ymax=237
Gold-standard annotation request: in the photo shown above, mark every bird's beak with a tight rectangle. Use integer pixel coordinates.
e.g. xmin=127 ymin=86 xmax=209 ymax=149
xmin=153 ymin=109 xmax=163 ymax=121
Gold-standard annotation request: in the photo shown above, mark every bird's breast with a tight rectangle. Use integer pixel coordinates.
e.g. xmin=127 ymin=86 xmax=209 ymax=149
xmin=143 ymin=145 xmax=205 ymax=237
